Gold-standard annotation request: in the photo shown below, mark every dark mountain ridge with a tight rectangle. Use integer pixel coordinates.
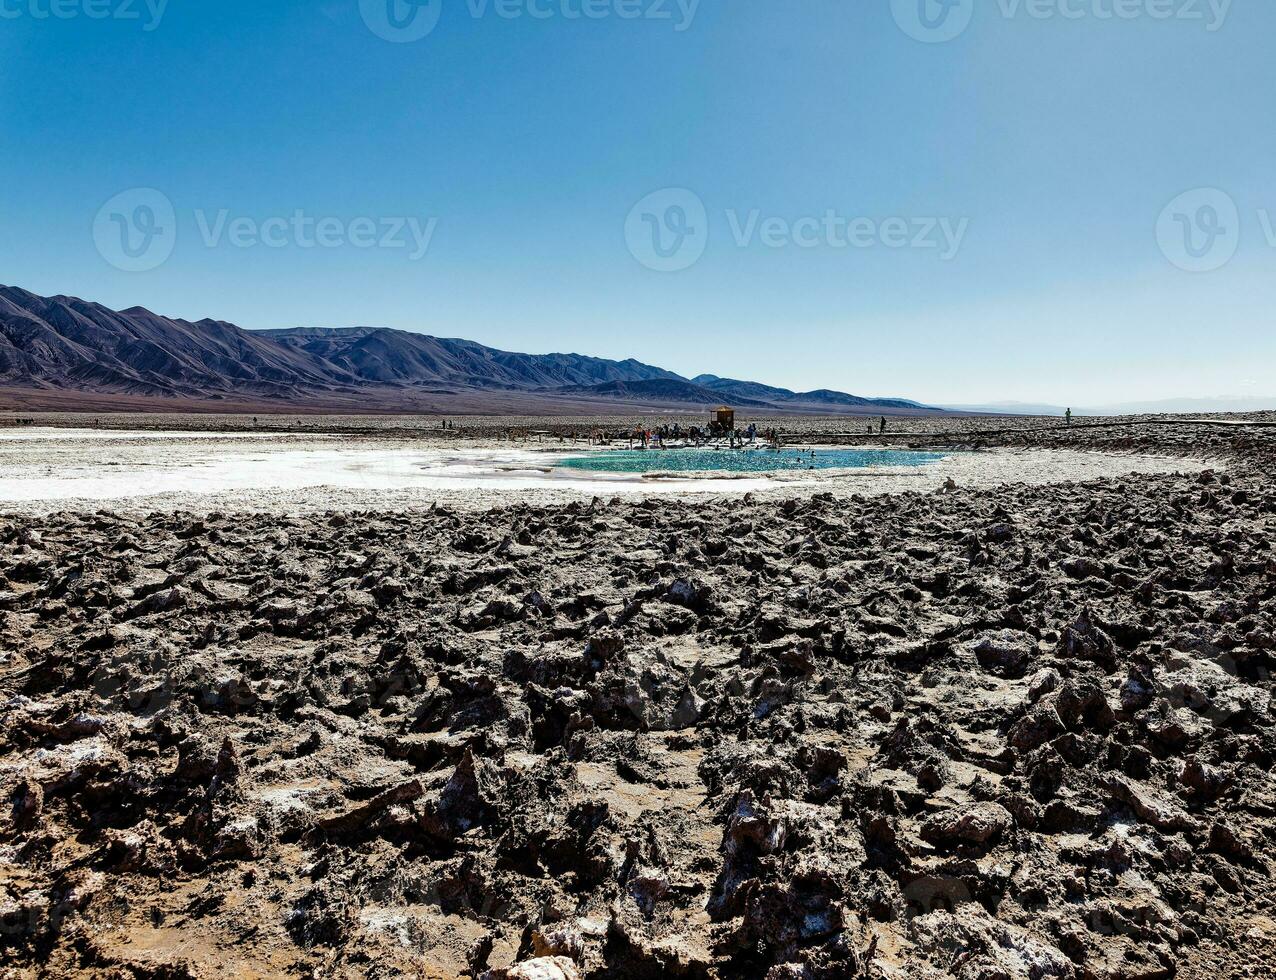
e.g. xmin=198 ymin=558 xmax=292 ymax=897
xmin=259 ymin=326 xmax=682 ymax=391
xmin=0 ymin=285 xmax=943 ymax=415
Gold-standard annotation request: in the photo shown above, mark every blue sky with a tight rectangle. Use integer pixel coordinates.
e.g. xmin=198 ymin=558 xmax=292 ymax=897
xmin=1 ymin=0 xmax=1273 ymax=405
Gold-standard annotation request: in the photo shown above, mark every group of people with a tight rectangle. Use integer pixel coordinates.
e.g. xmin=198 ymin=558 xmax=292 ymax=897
xmin=627 ymin=420 xmax=765 ymax=450
xmin=622 ymin=417 xmax=899 ymax=449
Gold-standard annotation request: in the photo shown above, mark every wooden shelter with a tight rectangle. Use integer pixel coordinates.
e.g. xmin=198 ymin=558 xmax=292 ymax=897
xmin=714 ymin=406 xmax=736 ymax=431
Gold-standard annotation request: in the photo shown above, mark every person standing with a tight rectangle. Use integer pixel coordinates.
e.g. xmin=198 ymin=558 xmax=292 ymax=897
xmin=1065 ymin=408 xmax=1072 ymax=427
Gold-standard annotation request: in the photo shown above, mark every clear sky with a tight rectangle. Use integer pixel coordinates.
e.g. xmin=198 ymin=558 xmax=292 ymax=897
xmin=2 ymin=0 xmax=1273 ymax=405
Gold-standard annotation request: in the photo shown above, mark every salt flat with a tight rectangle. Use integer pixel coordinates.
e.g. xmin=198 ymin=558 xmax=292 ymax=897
xmin=0 ymin=427 xmax=1201 ymax=514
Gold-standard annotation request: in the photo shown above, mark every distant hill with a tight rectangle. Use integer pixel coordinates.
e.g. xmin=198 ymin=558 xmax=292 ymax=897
xmin=554 ymin=378 xmax=776 ymax=408
xmin=693 ymin=375 xmax=927 ymax=411
xmin=0 ymin=284 xmax=946 ymax=416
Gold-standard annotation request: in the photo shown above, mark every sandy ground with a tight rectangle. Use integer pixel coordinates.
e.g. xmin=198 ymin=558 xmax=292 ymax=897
xmin=1 ymin=414 xmax=1274 ymax=980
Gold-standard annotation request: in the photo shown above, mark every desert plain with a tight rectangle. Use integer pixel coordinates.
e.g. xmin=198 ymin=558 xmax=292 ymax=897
xmin=1 ymin=413 xmax=1274 ymax=979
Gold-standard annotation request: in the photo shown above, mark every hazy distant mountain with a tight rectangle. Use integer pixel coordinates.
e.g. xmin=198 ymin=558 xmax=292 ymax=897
xmin=942 ymin=397 xmax=1276 ymax=417
xmin=937 ymin=401 xmax=1066 ymax=417
xmin=1081 ymin=396 xmax=1276 ymax=415
xmin=0 ymin=285 xmax=946 ymax=416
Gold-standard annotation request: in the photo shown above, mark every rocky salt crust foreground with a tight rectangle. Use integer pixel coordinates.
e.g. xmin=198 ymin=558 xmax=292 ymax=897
xmin=1 ymin=421 xmax=1275 ymax=979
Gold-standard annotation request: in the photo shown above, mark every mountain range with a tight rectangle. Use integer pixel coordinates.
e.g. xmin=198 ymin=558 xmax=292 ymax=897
xmin=0 ymin=285 xmax=943 ymax=416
